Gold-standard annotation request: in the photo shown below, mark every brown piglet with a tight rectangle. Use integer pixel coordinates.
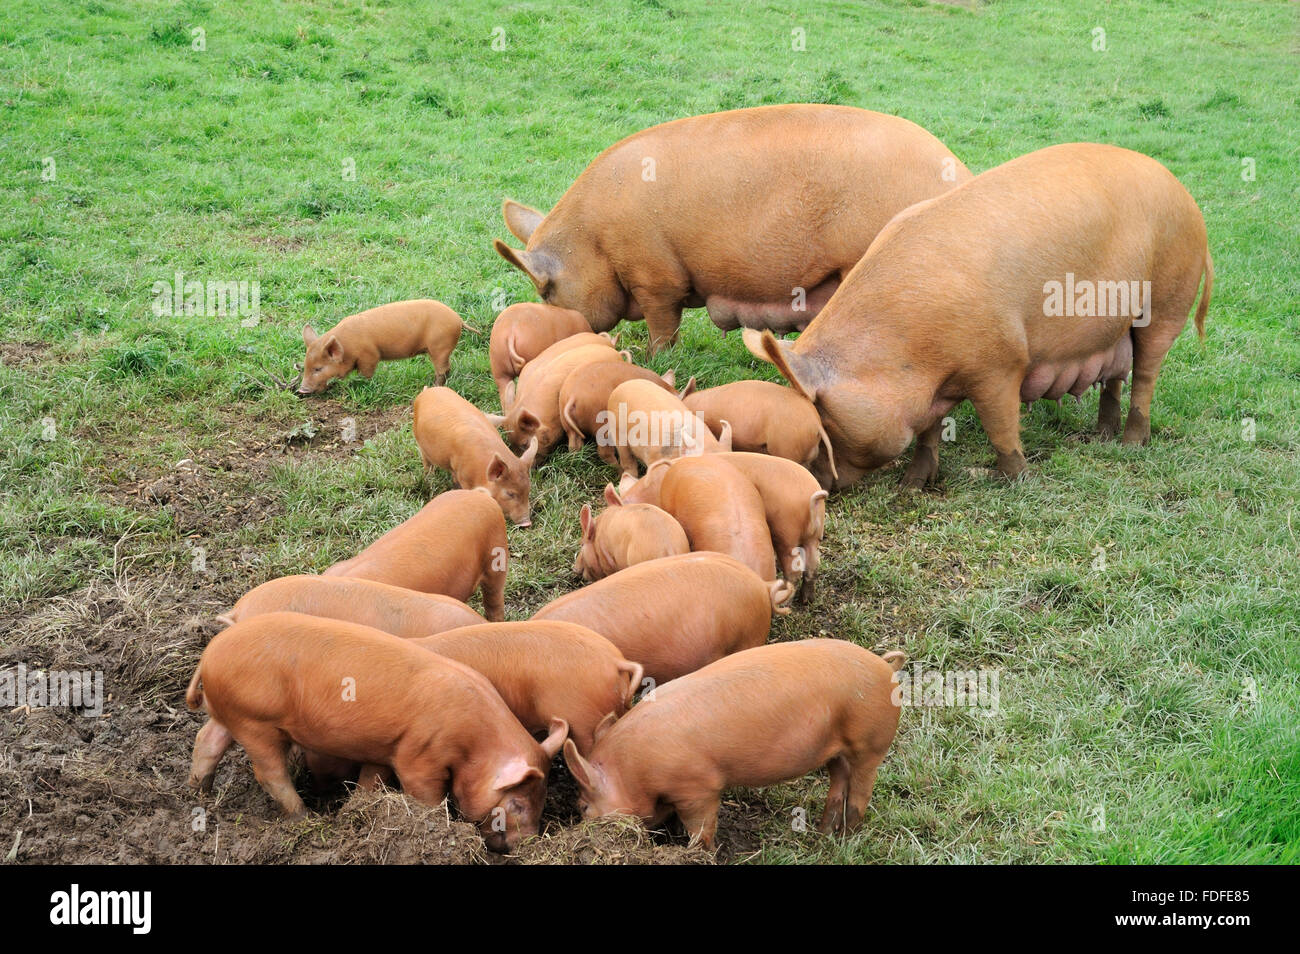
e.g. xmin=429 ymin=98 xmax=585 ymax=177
xmin=533 ymin=552 xmax=792 ymax=684
xmin=573 ymin=485 xmax=690 ymax=582
xmin=503 ymin=331 xmax=618 ymax=409
xmin=299 ymin=299 xmax=465 ymax=394
xmin=603 ymin=378 xmax=728 ymax=477
xmin=564 ymin=639 xmax=905 ymax=848
xmin=411 ymin=621 xmax=643 ymax=756
xmin=684 ymin=380 xmax=837 ymax=481
xmin=656 ymin=456 xmax=775 ymax=581
xmin=712 ymin=452 xmax=829 ymax=602
xmin=489 ymin=302 xmax=591 ymax=408
xmin=217 ymin=575 xmax=485 ymax=637
xmin=559 ymin=362 xmax=679 ymax=462
xmin=323 ymin=489 xmax=508 ymax=621
xmin=413 ymin=386 xmax=538 ymax=526
xmin=186 ymin=612 xmax=567 ymax=852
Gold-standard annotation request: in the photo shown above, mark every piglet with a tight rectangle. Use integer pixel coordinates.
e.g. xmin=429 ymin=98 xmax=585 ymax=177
xmin=533 ymin=552 xmax=792 ymax=683
xmin=559 ymin=362 xmax=679 ymax=462
xmin=490 ymin=343 xmax=628 ymax=459
xmin=564 ymin=638 xmax=905 ymax=848
xmin=603 ymin=379 xmax=729 ymax=477
xmin=413 ymin=386 xmax=537 ymax=526
xmin=684 ymin=380 xmax=837 ymax=481
xmin=412 ymin=621 xmax=642 ymax=755
xmin=217 ymin=574 xmax=484 ymax=637
xmin=504 ymin=331 xmax=618 ymax=409
xmin=186 ymin=612 xmax=567 ymax=852
xmin=713 ymin=452 xmax=828 ymax=602
xmin=656 ymin=456 xmax=775 ymax=581
xmin=489 ymin=302 xmax=592 ymax=408
xmin=298 ymin=299 xmax=465 ymax=394
xmin=573 ymin=486 xmax=689 ymax=581
xmin=324 ymin=488 xmax=508 ymax=621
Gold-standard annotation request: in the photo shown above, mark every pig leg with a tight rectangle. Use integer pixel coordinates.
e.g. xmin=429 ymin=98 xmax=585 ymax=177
xmin=480 ymin=567 xmax=506 ymax=623
xmin=901 ymin=421 xmax=942 ymax=489
xmin=675 ymin=793 xmax=722 ymax=850
xmin=817 ymin=755 xmax=852 ymax=834
xmin=970 ymin=382 xmax=1027 ymax=479
xmin=841 ymin=749 xmax=888 ymax=832
xmin=243 ymin=729 xmax=307 ymax=817
xmin=389 ymin=768 xmax=448 ymax=809
xmin=1122 ymin=332 xmax=1174 ymax=447
xmin=188 ymin=718 xmax=234 ymax=794
xmin=1097 ymin=378 xmax=1124 ymax=438
xmin=637 ymin=293 xmax=684 ymax=355
xmin=356 ymin=763 xmax=397 ymax=790
xmin=428 ymin=348 xmax=450 ymax=388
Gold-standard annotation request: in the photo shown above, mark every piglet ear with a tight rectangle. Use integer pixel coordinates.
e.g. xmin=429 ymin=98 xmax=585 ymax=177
xmin=603 ymin=484 xmax=622 ymax=508
xmin=519 ymin=436 xmax=539 ymax=468
xmin=493 ymin=758 xmax=543 ymax=792
xmin=302 ymin=325 xmax=319 ymax=346
xmin=661 ymin=369 xmax=677 ymax=388
xmin=540 ymin=717 xmax=568 ymax=759
xmin=717 ymin=419 xmax=733 ymax=452
xmin=322 ymin=335 xmax=343 ymax=361
xmin=517 ymin=409 xmax=541 ymax=434
xmin=592 ymin=711 xmax=618 ymax=744
xmin=579 ymin=503 xmax=593 ymax=538
xmin=563 ymin=738 xmax=593 ymax=788
xmin=617 ymin=472 xmax=637 ymax=495
xmin=677 ymin=376 xmax=697 ymax=399
xmin=487 ymin=454 xmax=508 ymax=482
xmin=484 ymin=411 xmax=508 ymax=427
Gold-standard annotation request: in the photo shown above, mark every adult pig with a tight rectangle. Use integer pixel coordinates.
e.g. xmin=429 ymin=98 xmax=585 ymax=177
xmin=413 ymin=386 xmax=538 ymax=526
xmin=684 ymin=380 xmax=836 ymax=481
xmin=493 ymin=105 xmax=971 ymax=351
xmin=299 ymin=299 xmax=465 ymax=394
xmin=533 ymin=552 xmax=792 ymax=684
xmin=745 ymin=142 xmax=1213 ymax=488
xmin=217 ymin=575 xmax=484 ymax=637
xmin=489 ymin=302 xmax=592 ymax=408
xmin=564 ymin=639 xmax=905 ymax=848
xmin=324 ymin=489 xmax=508 ymax=621
xmin=185 ymin=612 xmax=567 ymax=852
xmin=412 ymin=621 xmax=643 ymax=755
xmin=573 ymin=485 xmax=690 ymax=581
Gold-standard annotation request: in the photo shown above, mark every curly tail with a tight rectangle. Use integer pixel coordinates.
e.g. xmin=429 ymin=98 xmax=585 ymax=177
xmin=769 ymin=580 xmax=795 ymax=616
xmin=616 ymin=660 xmax=645 ymax=708
xmin=1195 ymin=248 xmax=1213 ymax=340
xmin=815 ymin=419 xmax=838 ymax=482
xmin=881 ymin=650 xmax=907 ymax=673
xmin=185 ymin=665 xmax=205 ymax=711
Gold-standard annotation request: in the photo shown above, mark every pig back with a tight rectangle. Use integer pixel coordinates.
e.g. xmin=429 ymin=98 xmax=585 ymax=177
xmin=532 ymin=552 xmax=773 ymax=682
xmin=227 ymin=575 xmax=485 ymax=637
xmin=323 ymin=489 xmax=507 ymax=599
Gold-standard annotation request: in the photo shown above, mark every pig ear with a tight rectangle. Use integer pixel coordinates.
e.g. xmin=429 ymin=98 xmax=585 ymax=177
xmin=617 ymin=472 xmax=637 ymax=495
xmin=742 ymin=329 xmax=818 ymax=403
xmin=502 ymin=199 xmax=545 ymax=243
xmin=322 ymin=335 xmax=343 ymax=361
xmin=517 ymin=409 xmax=541 ymax=434
xmin=484 ymin=411 xmax=508 ymax=428
xmin=519 ymin=435 xmax=539 ymax=468
xmin=493 ymin=240 xmax=554 ymax=289
xmin=593 ymin=710 xmax=619 ymax=743
xmin=487 ymin=454 xmax=508 ymax=482
xmin=493 ymin=758 xmax=544 ymax=792
xmin=302 ymin=325 xmax=319 ymax=346
xmin=579 ymin=503 xmax=593 ymax=539
xmin=718 ymin=420 xmax=733 ymax=452
xmin=603 ymin=484 xmax=622 ymax=508
xmin=677 ymin=376 xmax=697 ymax=399
xmin=661 ymin=369 xmax=676 ymax=388
xmin=563 ymin=738 xmax=594 ymax=789
xmin=540 ymin=717 xmax=568 ymax=759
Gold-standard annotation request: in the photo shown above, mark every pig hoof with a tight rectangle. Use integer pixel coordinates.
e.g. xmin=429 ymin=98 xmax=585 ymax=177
xmin=994 ymin=450 xmax=1028 ymax=480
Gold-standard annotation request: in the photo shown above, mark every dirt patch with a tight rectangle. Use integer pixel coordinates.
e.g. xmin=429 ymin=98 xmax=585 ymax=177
xmin=0 ymin=340 xmax=54 ymax=367
xmin=516 ymin=815 xmax=714 ymax=865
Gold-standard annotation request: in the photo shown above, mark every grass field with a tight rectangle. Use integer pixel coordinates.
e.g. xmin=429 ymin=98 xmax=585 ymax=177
xmin=1 ymin=0 xmax=1297 ymax=864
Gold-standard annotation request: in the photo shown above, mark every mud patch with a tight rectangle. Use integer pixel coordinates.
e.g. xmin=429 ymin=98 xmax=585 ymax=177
xmin=515 ymin=815 xmax=714 ymax=865
xmin=0 ymin=340 xmax=54 ymax=367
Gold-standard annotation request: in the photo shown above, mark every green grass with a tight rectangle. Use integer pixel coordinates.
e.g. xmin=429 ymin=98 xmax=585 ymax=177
xmin=2 ymin=0 xmax=1297 ymax=863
